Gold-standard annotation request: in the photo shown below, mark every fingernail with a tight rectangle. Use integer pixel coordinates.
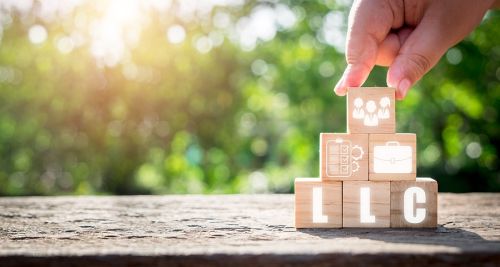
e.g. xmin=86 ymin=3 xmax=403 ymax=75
xmin=387 ymin=68 xmax=401 ymax=89
xmin=398 ymin=78 xmax=411 ymax=99
xmin=334 ymin=65 xmax=353 ymax=96
xmin=334 ymin=75 xmax=345 ymax=95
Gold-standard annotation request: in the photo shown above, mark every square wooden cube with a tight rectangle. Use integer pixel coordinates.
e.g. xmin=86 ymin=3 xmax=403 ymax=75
xmin=347 ymin=87 xmax=395 ymax=134
xmin=320 ymin=133 xmax=369 ymax=181
xmin=295 ymin=178 xmax=342 ymax=228
xmin=369 ymin=133 xmax=417 ymax=181
xmin=391 ymin=178 xmax=438 ymax=228
xmin=343 ymin=181 xmax=390 ymax=227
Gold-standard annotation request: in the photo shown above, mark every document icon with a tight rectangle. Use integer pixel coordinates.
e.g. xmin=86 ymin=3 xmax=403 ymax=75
xmin=326 ymin=138 xmax=364 ymax=177
xmin=373 ymin=141 xmax=412 ymax=173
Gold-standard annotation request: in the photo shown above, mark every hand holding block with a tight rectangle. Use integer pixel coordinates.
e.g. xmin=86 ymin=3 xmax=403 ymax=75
xmin=294 ymin=178 xmax=342 ymax=228
xmin=320 ymin=133 xmax=368 ymax=181
xmin=343 ymin=181 xmax=390 ymax=227
xmin=391 ymin=178 xmax=438 ymax=228
xmin=347 ymin=87 xmax=395 ymax=134
xmin=369 ymin=133 xmax=417 ymax=181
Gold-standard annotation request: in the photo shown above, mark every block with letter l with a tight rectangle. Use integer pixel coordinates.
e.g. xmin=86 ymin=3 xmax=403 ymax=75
xmin=343 ymin=181 xmax=390 ymax=228
xmin=295 ymin=178 xmax=342 ymax=228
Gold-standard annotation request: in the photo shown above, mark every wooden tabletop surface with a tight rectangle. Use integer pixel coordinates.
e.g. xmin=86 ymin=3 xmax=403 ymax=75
xmin=0 ymin=193 xmax=499 ymax=266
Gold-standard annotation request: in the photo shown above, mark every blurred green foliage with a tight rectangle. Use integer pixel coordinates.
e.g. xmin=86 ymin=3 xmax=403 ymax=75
xmin=0 ymin=0 xmax=498 ymax=196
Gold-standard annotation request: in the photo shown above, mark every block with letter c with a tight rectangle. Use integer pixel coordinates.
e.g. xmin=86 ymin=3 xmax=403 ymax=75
xmin=390 ymin=178 xmax=438 ymax=228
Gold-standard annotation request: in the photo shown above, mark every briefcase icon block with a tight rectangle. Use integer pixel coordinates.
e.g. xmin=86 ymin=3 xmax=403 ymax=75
xmin=369 ymin=134 xmax=416 ymax=181
xmin=373 ymin=141 xmax=412 ymax=173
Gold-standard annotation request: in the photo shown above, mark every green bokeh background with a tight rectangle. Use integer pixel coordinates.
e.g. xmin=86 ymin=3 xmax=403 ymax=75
xmin=0 ymin=0 xmax=498 ymax=196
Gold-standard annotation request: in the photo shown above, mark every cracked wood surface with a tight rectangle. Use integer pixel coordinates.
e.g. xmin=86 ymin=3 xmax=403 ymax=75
xmin=0 ymin=193 xmax=499 ymax=266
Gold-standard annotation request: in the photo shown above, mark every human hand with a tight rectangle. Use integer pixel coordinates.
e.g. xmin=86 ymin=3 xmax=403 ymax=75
xmin=334 ymin=0 xmax=497 ymax=99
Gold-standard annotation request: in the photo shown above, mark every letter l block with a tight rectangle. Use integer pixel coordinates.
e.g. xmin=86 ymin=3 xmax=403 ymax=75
xmin=343 ymin=181 xmax=390 ymax=227
xmin=294 ymin=178 xmax=342 ymax=228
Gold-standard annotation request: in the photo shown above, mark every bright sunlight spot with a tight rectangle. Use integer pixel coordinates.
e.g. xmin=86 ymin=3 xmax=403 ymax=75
xmin=28 ymin=25 xmax=48 ymax=44
xmin=167 ymin=25 xmax=186 ymax=44
xmin=89 ymin=0 xmax=143 ymax=66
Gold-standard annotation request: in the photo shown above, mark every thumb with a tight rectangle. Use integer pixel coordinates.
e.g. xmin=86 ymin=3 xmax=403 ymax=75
xmin=387 ymin=20 xmax=451 ymax=99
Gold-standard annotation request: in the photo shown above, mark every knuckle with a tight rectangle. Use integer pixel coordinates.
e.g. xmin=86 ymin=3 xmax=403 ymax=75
xmin=405 ymin=53 xmax=431 ymax=76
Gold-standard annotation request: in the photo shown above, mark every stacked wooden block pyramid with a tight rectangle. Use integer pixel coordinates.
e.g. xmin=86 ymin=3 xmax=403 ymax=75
xmin=295 ymin=87 xmax=438 ymax=228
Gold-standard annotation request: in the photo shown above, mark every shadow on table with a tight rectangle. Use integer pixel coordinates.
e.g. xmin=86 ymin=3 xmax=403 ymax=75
xmin=297 ymin=225 xmax=500 ymax=251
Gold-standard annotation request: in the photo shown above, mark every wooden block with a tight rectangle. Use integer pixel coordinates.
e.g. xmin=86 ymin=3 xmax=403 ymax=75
xmin=369 ymin=133 xmax=416 ymax=181
xmin=320 ymin=133 xmax=368 ymax=181
xmin=347 ymin=87 xmax=396 ymax=134
xmin=342 ymin=181 xmax=390 ymax=227
xmin=391 ymin=178 xmax=438 ymax=228
xmin=294 ymin=178 xmax=342 ymax=228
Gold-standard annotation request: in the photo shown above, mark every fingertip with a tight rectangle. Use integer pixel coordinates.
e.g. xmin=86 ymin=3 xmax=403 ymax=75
xmin=386 ymin=65 xmax=402 ymax=89
xmin=395 ymin=89 xmax=404 ymax=100
xmin=333 ymin=68 xmax=347 ymax=96
xmin=395 ymin=79 xmax=411 ymax=100
xmin=334 ymin=89 xmax=347 ymax=96
xmin=387 ymin=63 xmax=412 ymax=100
xmin=334 ymin=79 xmax=346 ymax=96
xmin=334 ymin=63 xmax=372 ymax=96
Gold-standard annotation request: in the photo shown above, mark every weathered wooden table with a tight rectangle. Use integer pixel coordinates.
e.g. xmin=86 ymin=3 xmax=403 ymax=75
xmin=0 ymin=193 xmax=499 ymax=266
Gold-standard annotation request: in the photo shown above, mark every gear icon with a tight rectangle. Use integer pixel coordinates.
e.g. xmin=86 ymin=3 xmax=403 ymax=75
xmin=351 ymin=161 xmax=360 ymax=173
xmin=351 ymin=145 xmax=364 ymax=161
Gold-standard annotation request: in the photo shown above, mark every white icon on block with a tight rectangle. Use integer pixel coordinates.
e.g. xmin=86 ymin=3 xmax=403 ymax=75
xmin=353 ymin=98 xmax=365 ymax=119
xmin=312 ymin=187 xmax=328 ymax=223
xmin=364 ymin=100 xmax=379 ymax=126
xmin=378 ymin=97 xmax=391 ymax=119
xmin=326 ymin=138 xmax=364 ymax=177
xmin=373 ymin=141 xmax=412 ymax=173
xmin=360 ymin=187 xmax=376 ymax=223
xmin=352 ymin=96 xmax=391 ymax=126
xmin=404 ymin=187 xmax=426 ymax=224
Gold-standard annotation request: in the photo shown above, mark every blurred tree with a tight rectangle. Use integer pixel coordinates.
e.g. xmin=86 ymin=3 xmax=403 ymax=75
xmin=0 ymin=0 xmax=498 ymax=196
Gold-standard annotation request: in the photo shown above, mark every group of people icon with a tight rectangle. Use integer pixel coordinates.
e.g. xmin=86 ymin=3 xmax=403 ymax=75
xmin=352 ymin=97 xmax=390 ymax=126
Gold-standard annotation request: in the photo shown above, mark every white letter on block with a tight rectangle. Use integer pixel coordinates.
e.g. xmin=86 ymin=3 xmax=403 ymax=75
xmin=404 ymin=186 xmax=426 ymax=223
xmin=312 ymin=187 xmax=328 ymax=223
xmin=360 ymin=187 xmax=376 ymax=223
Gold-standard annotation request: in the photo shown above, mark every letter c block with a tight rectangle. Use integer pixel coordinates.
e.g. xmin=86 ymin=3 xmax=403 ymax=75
xmin=391 ymin=178 xmax=438 ymax=228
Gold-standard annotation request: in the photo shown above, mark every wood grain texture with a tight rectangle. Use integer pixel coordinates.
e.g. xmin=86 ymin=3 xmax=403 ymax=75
xmin=294 ymin=178 xmax=342 ymax=228
xmin=320 ymin=133 xmax=368 ymax=181
xmin=369 ymin=133 xmax=417 ymax=181
xmin=347 ymin=87 xmax=395 ymax=134
xmin=391 ymin=178 xmax=438 ymax=228
xmin=0 ymin=194 xmax=500 ymax=267
xmin=343 ymin=181 xmax=391 ymax=227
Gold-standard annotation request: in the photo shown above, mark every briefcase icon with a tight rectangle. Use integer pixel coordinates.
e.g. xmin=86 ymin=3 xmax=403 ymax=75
xmin=373 ymin=141 xmax=412 ymax=173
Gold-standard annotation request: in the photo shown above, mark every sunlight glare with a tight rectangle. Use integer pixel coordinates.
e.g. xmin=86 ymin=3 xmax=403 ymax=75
xmin=28 ymin=24 xmax=48 ymax=44
xmin=90 ymin=0 xmax=143 ymax=66
xmin=167 ymin=25 xmax=186 ymax=44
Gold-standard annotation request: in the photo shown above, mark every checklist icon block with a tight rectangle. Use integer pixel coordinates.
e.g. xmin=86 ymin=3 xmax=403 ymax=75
xmin=320 ymin=133 xmax=368 ymax=181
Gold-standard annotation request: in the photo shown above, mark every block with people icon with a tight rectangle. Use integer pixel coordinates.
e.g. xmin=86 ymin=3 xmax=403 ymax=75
xmin=347 ymin=87 xmax=395 ymax=133
xmin=294 ymin=87 xmax=438 ymax=229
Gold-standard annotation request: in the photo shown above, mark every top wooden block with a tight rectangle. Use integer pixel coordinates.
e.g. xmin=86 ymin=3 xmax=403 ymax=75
xmin=347 ymin=87 xmax=396 ymax=134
